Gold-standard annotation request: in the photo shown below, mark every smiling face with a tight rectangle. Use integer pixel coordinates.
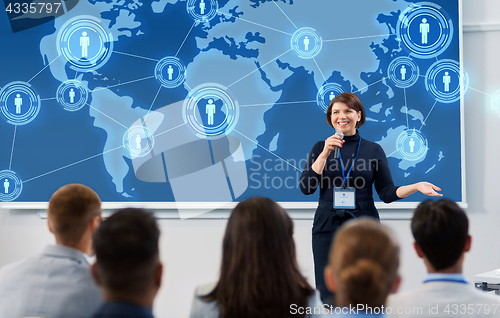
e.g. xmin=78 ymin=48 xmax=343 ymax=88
xmin=330 ymin=102 xmax=361 ymax=136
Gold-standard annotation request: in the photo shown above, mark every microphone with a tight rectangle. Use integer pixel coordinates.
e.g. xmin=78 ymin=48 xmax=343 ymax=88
xmin=333 ymin=130 xmax=344 ymax=159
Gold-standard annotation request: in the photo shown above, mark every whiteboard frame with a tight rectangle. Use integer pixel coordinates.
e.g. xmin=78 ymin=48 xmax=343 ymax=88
xmin=0 ymin=0 xmax=466 ymax=213
xmin=1 ymin=201 xmax=468 ymax=211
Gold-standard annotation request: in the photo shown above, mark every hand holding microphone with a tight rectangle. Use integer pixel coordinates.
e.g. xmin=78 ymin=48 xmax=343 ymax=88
xmin=322 ymin=130 xmax=344 ymax=158
xmin=313 ymin=131 xmax=344 ymax=174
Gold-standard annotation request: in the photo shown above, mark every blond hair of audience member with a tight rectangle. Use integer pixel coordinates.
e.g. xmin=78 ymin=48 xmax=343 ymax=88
xmin=324 ymin=218 xmax=401 ymax=309
xmin=48 ymin=183 xmax=102 ymax=254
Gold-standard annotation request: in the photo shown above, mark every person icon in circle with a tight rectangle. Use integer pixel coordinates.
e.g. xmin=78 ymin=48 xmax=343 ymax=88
xmin=69 ymin=89 xmax=76 ymax=104
xmin=199 ymin=0 xmax=206 ymax=14
xmin=329 ymin=92 xmax=335 ymax=101
xmin=206 ymin=99 xmax=216 ymax=126
xmin=167 ymin=65 xmax=174 ymax=80
xmin=420 ymin=18 xmax=430 ymax=44
xmin=3 ymin=179 xmax=9 ymax=194
xmin=409 ymin=137 xmax=415 ymax=153
xmin=80 ymin=31 xmax=90 ymax=58
xmin=135 ymin=134 xmax=141 ymax=150
xmin=443 ymin=71 xmax=451 ymax=92
xmin=400 ymin=65 xmax=407 ymax=80
xmin=14 ymin=94 xmax=22 ymax=114
xmin=303 ymin=36 xmax=310 ymax=51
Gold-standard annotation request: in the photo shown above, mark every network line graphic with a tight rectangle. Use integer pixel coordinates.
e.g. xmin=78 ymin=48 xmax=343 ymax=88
xmin=0 ymin=0 xmax=477 ymax=203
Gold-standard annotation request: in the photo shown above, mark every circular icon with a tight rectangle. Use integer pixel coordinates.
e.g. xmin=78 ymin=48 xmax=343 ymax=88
xmin=57 ymin=15 xmax=114 ymax=72
xmin=56 ymin=80 xmax=88 ymax=111
xmin=491 ymin=89 xmax=500 ymax=117
xmin=0 ymin=170 xmax=23 ymax=202
xmin=183 ymin=83 xmax=239 ymax=138
xmin=316 ymin=83 xmax=345 ymax=112
xmin=396 ymin=129 xmax=428 ymax=161
xmin=154 ymin=57 xmax=187 ymax=88
xmin=0 ymin=81 xmax=41 ymax=125
xmin=387 ymin=56 xmax=420 ymax=88
xmin=425 ymin=59 xmax=468 ymax=103
xmin=186 ymin=0 xmax=218 ymax=22
xmin=291 ymin=27 xmax=322 ymax=59
xmin=396 ymin=2 xmax=453 ymax=59
xmin=123 ymin=126 xmax=155 ymax=158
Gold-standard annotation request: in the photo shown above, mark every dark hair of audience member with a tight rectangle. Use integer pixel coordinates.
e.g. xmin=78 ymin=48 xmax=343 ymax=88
xmin=93 ymin=208 xmax=160 ymax=298
xmin=48 ymin=184 xmax=102 ymax=246
xmin=203 ymin=196 xmax=315 ymax=318
xmin=411 ymin=199 xmax=469 ymax=271
xmin=329 ymin=218 xmax=400 ymax=308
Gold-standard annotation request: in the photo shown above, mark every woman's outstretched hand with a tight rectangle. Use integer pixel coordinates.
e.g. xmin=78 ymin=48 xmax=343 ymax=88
xmin=416 ymin=182 xmax=443 ymax=197
xmin=396 ymin=182 xmax=443 ymax=199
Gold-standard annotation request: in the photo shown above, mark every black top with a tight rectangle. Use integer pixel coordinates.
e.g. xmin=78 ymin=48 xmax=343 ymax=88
xmin=300 ymin=130 xmax=401 ymax=204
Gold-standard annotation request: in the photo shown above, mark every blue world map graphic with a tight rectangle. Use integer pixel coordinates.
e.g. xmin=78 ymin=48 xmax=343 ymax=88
xmin=0 ymin=0 xmax=463 ymax=204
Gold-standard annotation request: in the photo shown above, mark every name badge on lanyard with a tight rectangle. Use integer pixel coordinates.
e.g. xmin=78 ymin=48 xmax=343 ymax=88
xmin=334 ymin=187 xmax=356 ymax=209
xmin=333 ymin=138 xmax=361 ymax=210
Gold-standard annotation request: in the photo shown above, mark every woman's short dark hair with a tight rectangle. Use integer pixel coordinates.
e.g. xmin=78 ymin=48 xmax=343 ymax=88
xmin=204 ymin=196 xmax=314 ymax=318
xmin=326 ymin=92 xmax=366 ymax=128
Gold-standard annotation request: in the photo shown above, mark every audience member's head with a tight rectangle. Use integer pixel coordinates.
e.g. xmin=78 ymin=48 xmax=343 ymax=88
xmin=47 ymin=184 xmax=102 ymax=251
xmin=205 ymin=196 xmax=314 ymax=318
xmin=411 ymin=199 xmax=471 ymax=272
xmin=91 ymin=208 xmax=162 ymax=307
xmin=325 ymin=218 xmax=400 ymax=309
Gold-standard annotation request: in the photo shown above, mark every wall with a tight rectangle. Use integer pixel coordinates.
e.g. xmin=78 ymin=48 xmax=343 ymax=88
xmin=2 ymin=1 xmax=500 ymax=317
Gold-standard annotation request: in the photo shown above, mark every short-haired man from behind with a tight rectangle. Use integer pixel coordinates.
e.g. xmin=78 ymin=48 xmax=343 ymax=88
xmin=0 ymin=184 xmax=103 ymax=318
xmin=91 ymin=208 xmax=162 ymax=318
xmin=387 ymin=199 xmax=500 ymax=318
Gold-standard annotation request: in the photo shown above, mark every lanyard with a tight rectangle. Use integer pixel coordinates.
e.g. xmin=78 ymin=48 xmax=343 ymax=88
xmin=338 ymin=138 xmax=361 ymax=187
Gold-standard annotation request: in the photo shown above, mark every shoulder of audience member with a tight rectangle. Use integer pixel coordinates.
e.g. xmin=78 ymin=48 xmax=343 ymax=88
xmin=386 ymin=289 xmax=422 ymax=307
xmin=0 ymin=256 xmax=38 ymax=278
xmin=194 ymin=282 xmax=217 ymax=298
